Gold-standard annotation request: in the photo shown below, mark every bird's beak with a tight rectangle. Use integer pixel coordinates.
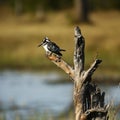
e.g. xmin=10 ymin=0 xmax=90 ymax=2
xmin=37 ymin=43 xmax=42 ymax=47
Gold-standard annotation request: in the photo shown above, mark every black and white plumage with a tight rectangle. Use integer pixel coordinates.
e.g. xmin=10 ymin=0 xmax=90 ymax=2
xmin=38 ymin=37 xmax=66 ymax=56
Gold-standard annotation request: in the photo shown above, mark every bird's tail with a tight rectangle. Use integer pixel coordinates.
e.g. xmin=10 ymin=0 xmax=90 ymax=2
xmin=60 ymin=49 xmax=66 ymax=51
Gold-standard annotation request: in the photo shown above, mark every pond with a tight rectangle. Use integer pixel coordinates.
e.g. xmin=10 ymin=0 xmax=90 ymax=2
xmin=0 ymin=70 xmax=120 ymax=120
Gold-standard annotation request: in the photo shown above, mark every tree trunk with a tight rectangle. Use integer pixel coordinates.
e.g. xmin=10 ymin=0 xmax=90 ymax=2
xmin=74 ymin=0 xmax=89 ymax=22
xmin=14 ymin=0 xmax=23 ymax=16
xmin=41 ymin=26 xmax=109 ymax=120
xmin=35 ymin=4 xmax=46 ymax=22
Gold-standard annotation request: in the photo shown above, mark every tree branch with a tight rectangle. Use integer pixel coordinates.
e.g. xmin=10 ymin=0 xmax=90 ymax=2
xmin=74 ymin=26 xmax=85 ymax=76
xmin=83 ymin=59 xmax=102 ymax=81
xmin=46 ymin=54 xmax=74 ymax=80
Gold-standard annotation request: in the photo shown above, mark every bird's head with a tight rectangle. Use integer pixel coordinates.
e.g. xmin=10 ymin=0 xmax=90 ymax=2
xmin=38 ymin=37 xmax=50 ymax=47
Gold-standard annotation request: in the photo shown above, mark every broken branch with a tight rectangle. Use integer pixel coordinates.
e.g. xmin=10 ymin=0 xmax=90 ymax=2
xmin=47 ymin=54 xmax=74 ymax=80
xmin=83 ymin=59 xmax=102 ymax=82
xmin=74 ymin=26 xmax=85 ymax=75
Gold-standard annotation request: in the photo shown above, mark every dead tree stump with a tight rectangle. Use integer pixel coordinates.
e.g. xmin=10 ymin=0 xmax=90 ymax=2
xmin=40 ymin=26 xmax=109 ymax=120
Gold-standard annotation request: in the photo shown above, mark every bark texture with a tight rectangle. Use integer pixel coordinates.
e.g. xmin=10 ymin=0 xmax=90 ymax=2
xmin=43 ymin=26 xmax=109 ymax=120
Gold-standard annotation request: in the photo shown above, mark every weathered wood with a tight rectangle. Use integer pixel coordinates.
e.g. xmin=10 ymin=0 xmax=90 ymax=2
xmin=74 ymin=26 xmax=85 ymax=76
xmin=73 ymin=28 xmax=103 ymax=120
xmin=41 ymin=26 xmax=109 ymax=120
xmin=46 ymin=54 xmax=74 ymax=80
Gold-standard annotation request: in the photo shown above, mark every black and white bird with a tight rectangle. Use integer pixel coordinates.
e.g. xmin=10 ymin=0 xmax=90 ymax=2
xmin=38 ymin=37 xmax=66 ymax=56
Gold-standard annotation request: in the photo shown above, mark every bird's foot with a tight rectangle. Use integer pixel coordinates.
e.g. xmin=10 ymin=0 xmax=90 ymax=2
xmin=46 ymin=51 xmax=52 ymax=56
xmin=55 ymin=55 xmax=61 ymax=62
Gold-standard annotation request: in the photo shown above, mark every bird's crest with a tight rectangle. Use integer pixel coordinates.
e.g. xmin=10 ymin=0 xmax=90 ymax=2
xmin=44 ymin=36 xmax=50 ymax=42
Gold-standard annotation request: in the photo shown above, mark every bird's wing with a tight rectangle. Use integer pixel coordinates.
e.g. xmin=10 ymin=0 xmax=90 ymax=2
xmin=47 ymin=42 xmax=60 ymax=52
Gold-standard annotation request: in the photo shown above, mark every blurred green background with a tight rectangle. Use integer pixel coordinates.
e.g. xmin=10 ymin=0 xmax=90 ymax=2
xmin=0 ymin=1 xmax=120 ymax=120
xmin=0 ymin=0 xmax=120 ymax=76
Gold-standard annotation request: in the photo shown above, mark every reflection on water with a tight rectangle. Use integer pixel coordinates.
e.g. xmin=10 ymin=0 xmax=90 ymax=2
xmin=0 ymin=70 xmax=120 ymax=119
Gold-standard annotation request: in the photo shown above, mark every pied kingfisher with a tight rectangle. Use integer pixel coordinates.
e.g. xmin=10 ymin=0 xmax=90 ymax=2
xmin=38 ymin=37 xmax=66 ymax=57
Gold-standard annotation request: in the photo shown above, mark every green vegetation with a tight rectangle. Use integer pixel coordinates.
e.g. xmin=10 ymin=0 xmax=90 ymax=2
xmin=1 ymin=0 xmax=120 ymax=11
xmin=0 ymin=11 xmax=120 ymax=76
xmin=0 ymin=107 xmax=119 ymax=120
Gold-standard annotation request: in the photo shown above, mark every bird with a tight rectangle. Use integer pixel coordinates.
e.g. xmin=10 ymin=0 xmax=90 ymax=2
xmin=38 ymin=37 xmax=66 ymax=57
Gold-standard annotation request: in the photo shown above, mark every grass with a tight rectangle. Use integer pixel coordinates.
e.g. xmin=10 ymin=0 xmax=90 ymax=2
xmin=0 ymin=108 xmax=119 ymax=120
xmin=0 ymin=10 xmax=120 ymax=77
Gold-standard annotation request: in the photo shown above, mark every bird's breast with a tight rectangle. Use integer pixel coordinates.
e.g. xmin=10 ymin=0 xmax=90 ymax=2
xmin=43 ymin=45 xmax=49 ymax=52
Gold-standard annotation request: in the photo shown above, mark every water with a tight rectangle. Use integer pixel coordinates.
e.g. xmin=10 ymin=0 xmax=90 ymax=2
xmin=0 ymin=70 xmax=120 ymax=119
xmin=100 ymin=85 xmax=120 ymax=106
xmin=0 ymin=70 xmax=73 ymax=119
